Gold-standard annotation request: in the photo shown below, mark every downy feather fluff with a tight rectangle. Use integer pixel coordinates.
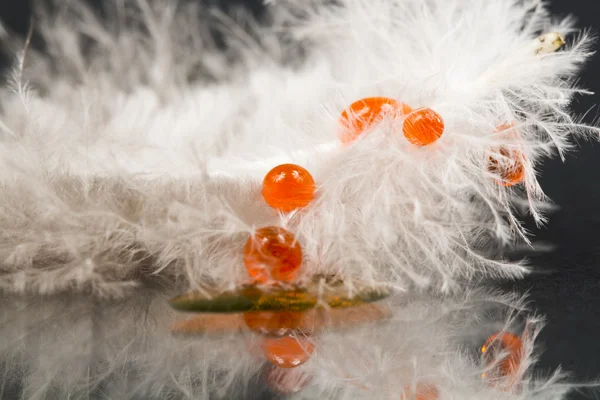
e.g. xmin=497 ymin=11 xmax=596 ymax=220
xmin=0 ymin=0 xmax=596 ymax=399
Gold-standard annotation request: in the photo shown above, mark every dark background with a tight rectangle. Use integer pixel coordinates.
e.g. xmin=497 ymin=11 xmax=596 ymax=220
xmin=0 ymin=0 xmax=599 ymax=399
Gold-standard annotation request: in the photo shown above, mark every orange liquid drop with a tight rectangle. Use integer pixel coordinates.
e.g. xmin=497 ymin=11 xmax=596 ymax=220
xmin=403 ymin=108 xmax=445 ymax=146
xmin=488 ymin=123 xmax=525 ymax=186
xmin=262 ymin=164 xmax=316 ymax=212
xmin=339 ymin=97 xmax=412 ymax=144
xmin=265 ymin=366 xmax=313 ymax=394
xmin=481 ymin=332 xmax=523 ymax=381
xmin=244 ymin=226 xmax=302 ymax=283
xmin=243 ymin=311 xmax=304 ymax=337
xmin=400 ymin=384 xmax=440 ymax=400
xmin=487 ymin=149 xmax=525 ymax=186
xmin=263 ymin=336 xmax=315 ymax=368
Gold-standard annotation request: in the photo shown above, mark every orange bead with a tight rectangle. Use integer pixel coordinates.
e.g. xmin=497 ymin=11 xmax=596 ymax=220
xmin=487 ymin=149 xmax=525 ymax=186
xmin=400 ymin=383 xmax=440 ymax=400
xmin=488 ymin=123 xmax=525 ymax=186
xmin=339 ymin=97 xmax=412 ymax=144
xmin=244 ymin=226 xmax=302 ymax=283
xmin=481 ymin=332 xmax=523 ymax=381
xmin=262 ymin=164 xmax=316 ymax=212
xmin=265 ymin=366 xmax=313 ymax=394
xmin=403 ymin=108 xmax=445 ymax=146
xmin=263 ymin=336 xmax=315 ymax=368
xmin=243 ymin=311 xmax=304 ymax=337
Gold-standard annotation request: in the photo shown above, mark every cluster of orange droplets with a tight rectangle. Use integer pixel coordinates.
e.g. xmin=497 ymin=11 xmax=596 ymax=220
xmin=480 ymin=331 xmax=524 ymax=390
xmin=339 ymin=96 xmax=527 ymax=186
xmin=241 ymin=163 xmax=319 ymax=393
xmin=239 ymin=100 xmax=526 ymax=394
xmin=339 ymin=96 xmax=445 ymax=146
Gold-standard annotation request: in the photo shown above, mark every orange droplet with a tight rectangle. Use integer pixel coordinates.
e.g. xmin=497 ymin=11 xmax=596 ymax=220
xmin=481 ymin=332 xmax=523 ymax=382
xmin=263 ymin=336 xmax=315 ymax=368
xmin=244 ymin=227 xmax=302 ymax=283
xmin=339 ymin=97 xmax=412 ymax=144
xmin=262 ymin=164 xmax=316 ymax=212
xmin=487 ymin=149 xmax=525 ymax=186
xmin=403 ymin=108 xmax=445 ymax=146
xmin=400 ymin=383 xmax=440 ymax=400
xmin=488 ymin=123 xmax=525 ymax=186
xmin=495 ymin=122 xmax=518 ymax=136
xmin=265 ymin=365 xmax=313 ymax=394
xmin=244 ymin=311 xmax=305 ymax=337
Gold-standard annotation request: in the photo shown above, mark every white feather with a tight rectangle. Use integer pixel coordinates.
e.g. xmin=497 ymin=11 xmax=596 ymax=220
xmin=0 ymin=0 xmax=596 ymax=398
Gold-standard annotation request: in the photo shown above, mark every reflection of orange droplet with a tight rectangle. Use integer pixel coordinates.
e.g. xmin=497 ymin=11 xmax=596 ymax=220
xmin=488 ymin=123 xmax=525 ymax=186
xmin=403 ymin=108 xmax=445 ymax=146
xmin=264 ymin=336 xmax=315 ymax=368
xmin=340 ymin=97 xmax=412 ymax=144
xmin=400 ymin=383 xmax=440 ymax=400
xmin=244 ymin=311 xmax=304 ymax=337
xmin=265 ymin=365 xmax=313 ymax=394
xmin=170 ymin=314 xmax=242 ymax=335
xmin=262 ymin=164 xmax=316 ymax=212
xmin=481 ymin=332 xmax=523 ymax=382
xmin=244 ymin=227 xmax=302 ymax=283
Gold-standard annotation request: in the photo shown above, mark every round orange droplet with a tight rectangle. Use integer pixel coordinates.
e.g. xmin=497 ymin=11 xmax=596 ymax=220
xmin=340 ymin=97 xmax=412 ymax=144
xmin=263 ymin=336 xmax=315 ymax=368
xmin=487 ymin=148 xmax=525 ymax=186
xmin=481 ymin=332 xmax=523 ymax=381
xmin=488 ymin=123 xmax=525 ymax=186
xmin=265 ymin=365 xmax=313 ymax=394
xmin=243 ymin=311 xmax=304 ymax=337
xmin=403 ymin=108 xmax=445 ymax=146
xmin=262 ymin=164 xmax=316 ymax=212
xmin=400 ymin=383 xmax=440 ymax=400
xmin=244 ymin=227 xmax=302 ymax=283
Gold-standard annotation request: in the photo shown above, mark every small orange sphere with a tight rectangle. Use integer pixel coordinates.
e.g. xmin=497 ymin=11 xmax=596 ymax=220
xmin=262 ymin=164 xmax=316 ymax=212
xmin=487 ymin=148 xmax=525 ymax=186
xmin=243 ymin=311 xmax=304 ymax=337
xmin=263 ymin=336 xmax=315 ymax=368
xmin=403 ymin=108 xmax=445 ymax=146
xmin=481 ymin=332 xmax=523 ymax=381
xmin=400 ymin=384 xmax=440 ymax=400
xmin=244 ymin=226 xmax=302 ymax=283
xmin=488 ymin=123 xmax=525 ymax=186
xmin=339 ymin=97 xmax=412 ymax=144
xmin=264 ymin=366 xmax=313 ymax=394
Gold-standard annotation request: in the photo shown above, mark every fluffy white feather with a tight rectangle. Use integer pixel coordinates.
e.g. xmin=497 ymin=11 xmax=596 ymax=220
xmin=0 ymin=0 xmax=596 ymax=398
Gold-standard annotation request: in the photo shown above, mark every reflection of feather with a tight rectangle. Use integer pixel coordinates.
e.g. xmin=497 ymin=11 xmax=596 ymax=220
xmin=2 ymin=289 xmax=571 ymax=399
xmin=0 ymin=0 xmax=596 ymax=398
